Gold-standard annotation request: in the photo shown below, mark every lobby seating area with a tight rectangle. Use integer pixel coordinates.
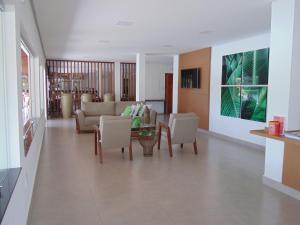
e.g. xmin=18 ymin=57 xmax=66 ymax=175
xmin=75 ymin=101 xmax=157 ymax=133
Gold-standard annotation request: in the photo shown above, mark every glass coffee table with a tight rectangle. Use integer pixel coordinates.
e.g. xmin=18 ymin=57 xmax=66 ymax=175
xmin=94 ymin=124 xmax=157 ymax=156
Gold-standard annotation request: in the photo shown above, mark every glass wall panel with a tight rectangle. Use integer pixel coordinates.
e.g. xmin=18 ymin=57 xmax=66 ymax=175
xmin=0 ymin=8 xmax=8 ymax=188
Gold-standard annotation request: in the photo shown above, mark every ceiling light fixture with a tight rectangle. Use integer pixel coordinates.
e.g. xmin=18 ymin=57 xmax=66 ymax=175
xmin=116 ymin=21 xmax=134 ymax=27
xmin=98 ymin=40 xmax=110 ymax=44
xmin=199 ymin=30 xmax=214 ymax=35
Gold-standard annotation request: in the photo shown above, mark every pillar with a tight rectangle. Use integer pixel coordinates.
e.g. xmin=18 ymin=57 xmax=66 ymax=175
xmin=265 ymin=0 xmax=300 ymax=184
xmin=172 ymin=55 xmax=179 ymax=113
xmin=136 ymin=53 xmax=146 ymax=101
xmin=114 ymin=61 xmax=121 ymax=102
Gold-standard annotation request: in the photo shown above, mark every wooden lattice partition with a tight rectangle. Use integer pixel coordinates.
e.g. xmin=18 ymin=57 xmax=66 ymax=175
xmin=46 ymin=59 xmax=114 ymax=117
xmin=120 ymin=63 xmax=136 ymax=101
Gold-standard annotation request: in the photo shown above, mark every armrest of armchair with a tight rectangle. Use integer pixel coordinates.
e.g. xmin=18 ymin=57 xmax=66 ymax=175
xmin=75 ymin=110 xmax=85 ymax=133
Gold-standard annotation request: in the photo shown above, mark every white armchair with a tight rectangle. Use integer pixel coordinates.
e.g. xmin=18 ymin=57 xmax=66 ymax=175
xmin=97 ymin=116 xmax=132 ymax=163
xmin=158 ymin=113 xmax=199 ymax=157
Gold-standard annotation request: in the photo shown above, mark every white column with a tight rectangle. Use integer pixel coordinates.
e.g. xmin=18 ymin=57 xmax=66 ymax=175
xmin=114 ymin=61 xmax=121 ymax=102
xmin=265 ymin=0 xmax=300 ymax=182
xmin=0 ymin=10 xmax=7 ymax=170
xmin=3 ymin=8 xmax=22 ymax=167
xmin=287 ymin=0 xmax=300 ymax=130
xmin=136 ymin=53 xmax=146 ymax=101
xmin=172 ymin=55 xmax=179 ymax=113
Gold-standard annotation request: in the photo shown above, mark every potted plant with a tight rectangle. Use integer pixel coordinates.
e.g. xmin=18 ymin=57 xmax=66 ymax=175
xmin=138 ymin=130 xmax=157 ymax=156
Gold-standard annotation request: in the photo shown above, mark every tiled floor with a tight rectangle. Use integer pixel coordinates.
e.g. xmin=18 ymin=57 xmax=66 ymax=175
xmin=28 ymin=118 xmax=300 ymax=225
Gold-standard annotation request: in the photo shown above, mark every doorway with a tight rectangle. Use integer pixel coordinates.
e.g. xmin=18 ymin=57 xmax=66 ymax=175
xmin=164 ymin=73 xmax=173 ymax=114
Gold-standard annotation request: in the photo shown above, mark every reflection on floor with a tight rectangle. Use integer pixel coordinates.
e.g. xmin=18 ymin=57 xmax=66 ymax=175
xmin=27 ymin=118 xmax=300 ymax=225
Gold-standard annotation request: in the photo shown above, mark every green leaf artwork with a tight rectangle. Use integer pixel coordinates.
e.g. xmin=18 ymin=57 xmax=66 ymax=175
xmin=241 ymin=87 xmax=268 ymax=122
xmin=242 ymin=48 xmax=269 ymax=85
xmin=221 ymin=87 xmax=241 ymax=118
xmin=221 ymin=48 xmax=269 ymax=122
xmin=222 ymin=53 xmax=243 ymax=85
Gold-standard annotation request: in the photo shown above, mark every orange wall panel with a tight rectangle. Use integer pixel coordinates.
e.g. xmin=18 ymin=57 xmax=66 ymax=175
xmin=178 ymin=48 xmax=211 ymax=130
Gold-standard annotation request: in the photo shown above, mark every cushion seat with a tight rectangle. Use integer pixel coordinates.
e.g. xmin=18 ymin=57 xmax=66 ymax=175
xmin=85 ymin=116 xmax=99 ymax=126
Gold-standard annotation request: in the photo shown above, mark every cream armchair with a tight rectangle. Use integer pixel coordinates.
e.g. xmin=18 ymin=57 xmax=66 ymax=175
xmin=97 ymin=116 xmax=132 ymax=163
xmin=158 ymin=113 xmax=199 ymax=157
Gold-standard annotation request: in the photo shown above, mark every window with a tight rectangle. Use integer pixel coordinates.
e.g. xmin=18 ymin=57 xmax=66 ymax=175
xmin=21 ymin=42 xmax=33 ymax=156
xmin=21 ymin=43 xmax=31 ymax=125
xmin=46 ymin=60 xmax=115 ymax=117
xmin=120 ymin=63 xmax=136 ymax=101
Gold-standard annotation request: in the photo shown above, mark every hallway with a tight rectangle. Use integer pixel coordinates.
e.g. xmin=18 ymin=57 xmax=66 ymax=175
xmin=28 ymin=119 xmax=300 ymax=225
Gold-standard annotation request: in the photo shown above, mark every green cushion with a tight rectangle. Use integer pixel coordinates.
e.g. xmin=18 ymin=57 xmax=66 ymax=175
xmin=131 ymin=117 xmax=141 ymax=128
xmin=121 ymin=105 xmax=132 ymax=116
xmin=138 ymin=103 xmax=145 ymax=117
xmin=132 ymin=104 xmax=142 ymax=117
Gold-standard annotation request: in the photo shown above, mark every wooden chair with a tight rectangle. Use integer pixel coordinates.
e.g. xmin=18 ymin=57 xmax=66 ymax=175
xmin=158 ymin=113 xmax=199 ymax=157
xmin=97 ymin=116 xmax=132 ymax=163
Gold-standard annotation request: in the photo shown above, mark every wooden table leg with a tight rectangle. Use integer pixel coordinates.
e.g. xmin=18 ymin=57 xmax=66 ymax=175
xmin=99 ymin=142 xmax=103 ymax=164
xmin=157 ymin=126 xmax=162 ymax=150
xmin=129 ymin=141 xmax=133 ymax=161
xmin=193 ymin=139 xmax=198 ymax=155
xmin=94 ymin=129 xmax=98 ymax=155
xmin=166 ymin=127 xmax=173 ymax=157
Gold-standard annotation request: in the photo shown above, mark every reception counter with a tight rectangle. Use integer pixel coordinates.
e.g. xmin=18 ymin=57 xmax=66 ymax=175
xmin=251 ymin=129 xmax=300 ymax=197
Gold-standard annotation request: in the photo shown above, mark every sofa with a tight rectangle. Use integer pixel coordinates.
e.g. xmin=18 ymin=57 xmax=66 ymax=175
xmin=75 ymin=101 xmax=157 ymax=133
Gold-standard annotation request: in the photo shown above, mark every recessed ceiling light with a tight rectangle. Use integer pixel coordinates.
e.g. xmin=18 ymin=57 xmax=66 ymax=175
xmin=116 ymin=21 xmax=134 ymax=27
xmin=199 ymin=30 xmax=214 ymax=35
xmin=163 ymin=44 xmax=174 ymax=48
xmin=98 ymin=40 xmax=110 ymax=44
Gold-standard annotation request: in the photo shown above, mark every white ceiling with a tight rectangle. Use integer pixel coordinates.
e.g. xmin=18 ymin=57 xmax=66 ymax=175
xmin=32 ymin=0 xmax=273 ymax=62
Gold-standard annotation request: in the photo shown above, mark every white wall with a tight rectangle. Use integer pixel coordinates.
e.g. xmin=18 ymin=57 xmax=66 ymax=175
xmin=2 ymin=0 xmax=46 ymax=225
xmin=209 ymin=33 xmax=270 ymax=146
xmin=145 ymin=62 xmax=173 ymax=100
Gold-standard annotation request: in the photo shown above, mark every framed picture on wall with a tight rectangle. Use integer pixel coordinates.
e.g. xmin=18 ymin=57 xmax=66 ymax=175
xmin=221 ymin=86 xmax=241 ymax=118
xmin=241 ymin=87 xmax=268 ymax=122
xmin=222 ymin=53 xmax=243 ymax=85
xmin=220 ymin=48 xmax=269 ymax=122
xmin=181 ymin=68 xmax=201 ymax=88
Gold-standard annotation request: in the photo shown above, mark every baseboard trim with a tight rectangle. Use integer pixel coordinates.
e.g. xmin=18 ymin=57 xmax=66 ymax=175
xmin=197 ymin=128 xmax=265 ymax=151
xmin=263 ymin=176 xmax=300 ymax=201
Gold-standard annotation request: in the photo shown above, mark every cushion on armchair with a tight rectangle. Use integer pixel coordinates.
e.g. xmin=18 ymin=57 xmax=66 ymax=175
xmin=121 ymin=105 xmax=132 ymax=116
xmin=131 ymin=117 xmax=142 ymax=128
